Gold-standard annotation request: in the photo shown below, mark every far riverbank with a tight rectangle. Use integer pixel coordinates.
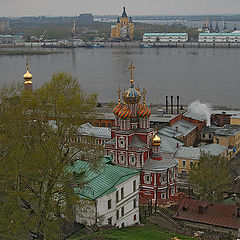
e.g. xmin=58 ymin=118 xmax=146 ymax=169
xmin=2 ymin=41 xmax=240 ymax=49
xmin=0 ymin=49 xmax=63 ymax=56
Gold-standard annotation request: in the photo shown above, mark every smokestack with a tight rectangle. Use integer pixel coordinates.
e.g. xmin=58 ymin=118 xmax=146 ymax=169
xmin=165 ymin=96 xmax=168 ymax=114
xmin=171 ymin=96 xmax=173 ymax=114
xmin=176 ymin=96 xmax=179 ymax=114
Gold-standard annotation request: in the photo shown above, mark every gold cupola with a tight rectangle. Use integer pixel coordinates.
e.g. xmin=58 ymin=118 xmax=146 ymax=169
xmin=23 ymin=58 xmax=32 ymax=84
xmin=152 ymin=133 xmax=161 ymax=146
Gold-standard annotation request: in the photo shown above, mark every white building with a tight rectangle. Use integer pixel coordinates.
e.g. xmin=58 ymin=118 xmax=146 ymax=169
xmin=74 ymin=122 xmax=111 ymax=146
xmin=0 ymin=34 xmax=24 ymax=44
xmin=70 ymin=157 xmax=140 ymax=228
xmin=143 ymin=33 xmax=188 ymax=43
xmin=198 ymin=33 xmax=240 ymax=43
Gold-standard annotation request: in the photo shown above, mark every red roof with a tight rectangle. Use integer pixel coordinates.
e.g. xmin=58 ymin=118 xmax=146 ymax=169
xmin=173 ymin=197 xmax=240 ymax=230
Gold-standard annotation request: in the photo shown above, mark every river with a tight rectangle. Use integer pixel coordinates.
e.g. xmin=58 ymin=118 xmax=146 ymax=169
xmin=0 ymin=47 xmax=239 ymax=107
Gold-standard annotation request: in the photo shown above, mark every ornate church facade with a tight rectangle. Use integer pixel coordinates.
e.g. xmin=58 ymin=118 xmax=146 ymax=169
xmin=104 ymin=62 xmax=178 ymax=202
xmin=110 ymin=7 xmax=134 ymax=41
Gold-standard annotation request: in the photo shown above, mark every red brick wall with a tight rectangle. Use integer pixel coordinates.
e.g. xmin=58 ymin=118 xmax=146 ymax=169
xmin=211 ymin=114 xmax=231 ymax=127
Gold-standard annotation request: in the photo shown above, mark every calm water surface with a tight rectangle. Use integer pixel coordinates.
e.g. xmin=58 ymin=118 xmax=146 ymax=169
xmin=0 ymin=47 xmax=239 ymax=107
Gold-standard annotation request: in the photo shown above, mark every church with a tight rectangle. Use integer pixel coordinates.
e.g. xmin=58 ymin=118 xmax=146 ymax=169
xmin=104 ymin=62 xmax=178 ymax=202
xmin=110 ymin=7 xmax=134 ymax=41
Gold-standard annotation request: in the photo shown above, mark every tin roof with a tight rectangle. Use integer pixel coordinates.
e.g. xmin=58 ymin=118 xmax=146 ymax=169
xmin=143 ymin=33 xmax=188 ymax=36
xmin=174 ymin=197 xmax=240 ymax=230
xmin=214 ymin=124 xmax=240 ymax=137
xmin=69 ymin=158 xmax=139 ymax=200
xmin=184 ymin=110 xmax=207 ymax=122
xmin=175 ymin=144 xmax=227 ymax=160
xmin=159 ymin=119 xmax=196 ymax=138
xmin=159 ymin=134 xmax=184 ymax=154
xmin=143 ymin=157 xmax=177 ymax=172
xmin=77 ymin=122 xmax=111 ymax=139
xmin=200 ymin=33 xmax=240 ymax=36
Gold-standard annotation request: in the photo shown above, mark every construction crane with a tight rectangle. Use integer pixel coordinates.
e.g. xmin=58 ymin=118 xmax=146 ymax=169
xmin=71 ymin=19 xmax=76 ymax=37
xmin=39 ymin=30 xmax=46 ymax=41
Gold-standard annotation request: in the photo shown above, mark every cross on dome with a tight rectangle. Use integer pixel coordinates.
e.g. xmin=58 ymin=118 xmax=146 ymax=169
xmin=128 ymin=61 xmax=135 ymax=86
xmin=117 ymin=86 xmax=122 ymax=103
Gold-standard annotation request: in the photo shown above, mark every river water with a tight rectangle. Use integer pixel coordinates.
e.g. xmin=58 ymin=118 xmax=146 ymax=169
xmin=0 ymin=47 xmax=240 ymax=107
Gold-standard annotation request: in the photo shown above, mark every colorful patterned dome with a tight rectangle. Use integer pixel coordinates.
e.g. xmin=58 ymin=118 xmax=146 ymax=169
xmin=113 ymin=103 xmax=123 ymax=116
xmin=122 ymin=83 xmax=141 ymax=104
xmin=138 ymin=105 xmax=151 ymax=118
xmin=118 ymin=105 xmax=132 ymax=119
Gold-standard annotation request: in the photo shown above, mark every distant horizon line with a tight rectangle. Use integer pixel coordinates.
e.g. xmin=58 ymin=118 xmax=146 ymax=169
xmin=1 ymin=13 xmax=240 ymax=18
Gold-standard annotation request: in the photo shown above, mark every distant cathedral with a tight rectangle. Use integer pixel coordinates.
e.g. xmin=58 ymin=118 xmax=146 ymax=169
xmin=111 ymin=7 xmax=134 ymax=41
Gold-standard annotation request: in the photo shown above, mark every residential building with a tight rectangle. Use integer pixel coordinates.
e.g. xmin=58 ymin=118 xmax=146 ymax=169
xmin=230 ymin=115 xmax=240 ymax=125
xmin=211 ymin=110 xmax=240 ymax=127
xmin=175 ymin=144 xmax=228 ymax=175
xmin=110 ymin=7 xmax=134 ymax=41
xmin=159 ymin=119 xmax=197 ymax=146
xmin=78 ymin=14 xmax=94 ymax=24
xmin=71 ymin=157 xmax=139 ymax=228
xmin=198 ymin=32 xmax=240 ymax=43
xmin=143 ymin=33 xmax=188 ymax=43
xmin=93 ymin=111 xmax=176 ymax=129
xmin=169 ymin=111 xmax=207 ymax=143
xmin=213 ymin=124 xmax=240 ymax=159
xmin=201 ymin=125 xmax=221 ymax=143
xmin=174 ymin=197 xmax=240 ymax=236
xmin=72 ymin=122 xmax=111 ymax=146
xmin=104 ymin=62 xmax=178 ymax=202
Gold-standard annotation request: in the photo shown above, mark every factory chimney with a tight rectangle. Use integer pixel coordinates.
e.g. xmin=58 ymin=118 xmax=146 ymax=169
xmin=177 ymin=96 xmax=180 ymax=114
xmin=171 ymin=96 xmax=173 ymax=114
xmin=165 ymin=96 xmax=168 ymax=114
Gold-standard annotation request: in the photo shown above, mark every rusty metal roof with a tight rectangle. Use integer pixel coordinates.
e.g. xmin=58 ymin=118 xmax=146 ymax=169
xmin=174 ymin=197 xmax=240 ymax=230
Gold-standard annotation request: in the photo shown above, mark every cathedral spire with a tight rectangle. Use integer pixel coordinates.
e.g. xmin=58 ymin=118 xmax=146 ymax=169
xmin=121 ymin=6 xmax=128 ymax=18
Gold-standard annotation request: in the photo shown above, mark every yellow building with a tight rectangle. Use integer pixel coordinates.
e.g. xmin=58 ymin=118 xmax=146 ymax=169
xmin=213 ymin=124 xmax=240 ymax=160
xmin=111 ymin=7 xmax=134 ymax=41
xmin=175 ymin=144 xmax=228 ymax=175
xmin=230 ymin=115 xmax=240 ymax=125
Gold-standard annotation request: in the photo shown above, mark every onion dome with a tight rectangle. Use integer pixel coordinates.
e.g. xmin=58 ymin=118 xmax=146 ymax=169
xmin=138 ymin=105 xmax=151 ymax=118
xmin=152 ymin=134 xmax=161 ymax=146
xmin=113 ymin=103 xmax=122 ymax=115
xmin=23 ymin=70 xmax=32 ymax=81
xmin=123 ymin=86 xmax=141 ymax=104
xmin=23 ymin=59 xmax=32 ymax=84
xmin=137 ymin=88 xmax=150 ymax=118
xmin=118 ymin=105 xmax=131 ymax=119
xmin=122 ymin=61 xmax=141 ymax=104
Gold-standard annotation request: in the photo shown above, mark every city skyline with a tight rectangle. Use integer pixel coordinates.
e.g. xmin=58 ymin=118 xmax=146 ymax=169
xmin=1 ymin=0 xmax=240 ymax=17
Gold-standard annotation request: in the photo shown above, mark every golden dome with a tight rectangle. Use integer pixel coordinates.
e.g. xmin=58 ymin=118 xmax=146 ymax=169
xmin=23 ymin=58 xmax=32 ymax=81
xmin=152 ymin=134 xmax=161 ymax=146
xmin=23 ymin=70 xmax=32 ymax=80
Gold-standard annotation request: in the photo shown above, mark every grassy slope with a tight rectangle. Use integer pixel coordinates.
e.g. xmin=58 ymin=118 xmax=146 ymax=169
xmin=68 ymin=221 xmax=195 ymax=240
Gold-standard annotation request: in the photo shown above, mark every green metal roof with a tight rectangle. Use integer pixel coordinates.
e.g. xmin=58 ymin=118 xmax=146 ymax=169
xmin=143 ymin=33 xmax=188 ymax=36
xmin=68 ymin=157 xmax=139 ymax=200
xmin=199 ymin=33 xmax=240 ymax=36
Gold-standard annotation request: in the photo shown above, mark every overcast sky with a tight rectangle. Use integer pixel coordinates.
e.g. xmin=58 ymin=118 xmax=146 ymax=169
xmin=1 ymin=0 xmax=240 ymax=17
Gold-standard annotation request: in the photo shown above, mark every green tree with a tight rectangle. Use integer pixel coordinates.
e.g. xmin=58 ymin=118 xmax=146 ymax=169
xmin=0 ymin=73 xmax=101 ymax=240
xmin=189 ymin=153 xmax=232 ymax=202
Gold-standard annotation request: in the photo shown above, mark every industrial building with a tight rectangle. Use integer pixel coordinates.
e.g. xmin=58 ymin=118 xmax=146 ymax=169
xmin=0 ymin=34 xmax=23 ymax=45
xmin=198 ymin=33 xmax=240 ymax=43
xmin=143 ymin=33 xmax=188 ymax=43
